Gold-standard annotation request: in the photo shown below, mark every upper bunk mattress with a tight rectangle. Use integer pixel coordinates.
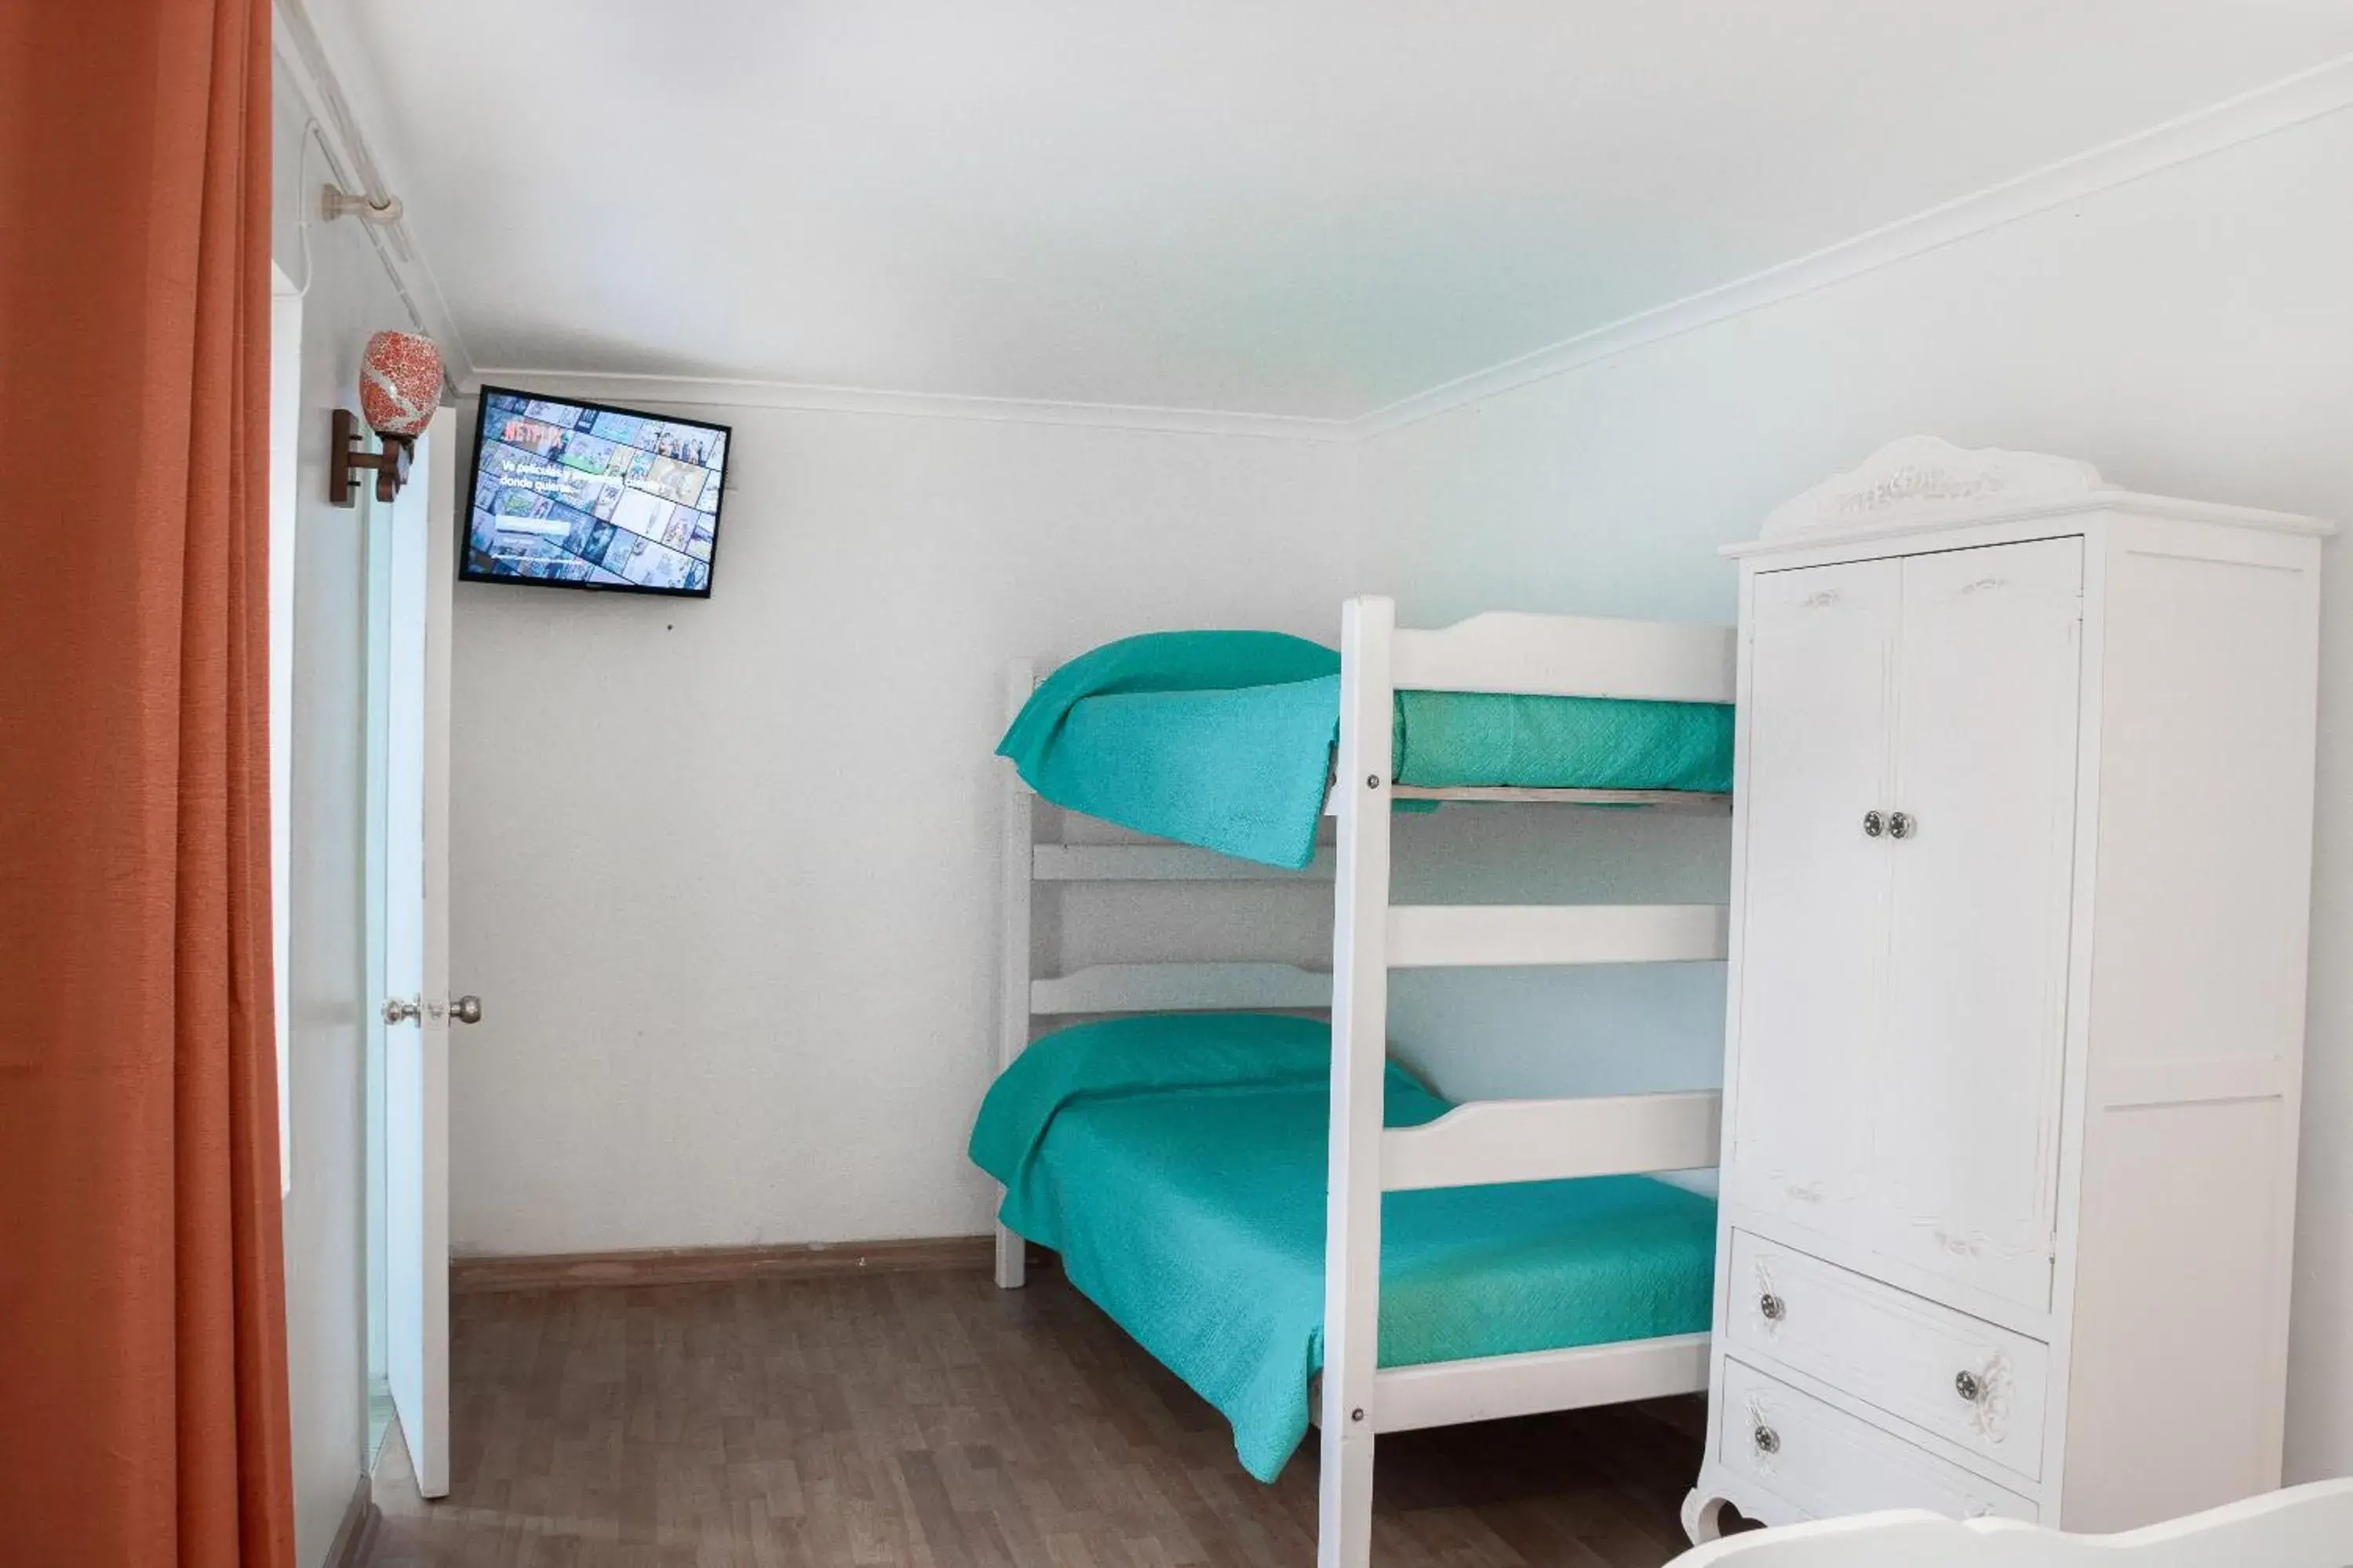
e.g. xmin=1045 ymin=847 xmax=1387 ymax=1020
xmin=997 ymin=630 xmax=1732 ymax=868
xmin=968 ymin=1012 xmax=1717 ymax=1483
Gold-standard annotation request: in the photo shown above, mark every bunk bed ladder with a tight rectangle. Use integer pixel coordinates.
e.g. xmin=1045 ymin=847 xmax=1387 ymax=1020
xmin=1316 ymin=596 xmax=1733 ymax=1568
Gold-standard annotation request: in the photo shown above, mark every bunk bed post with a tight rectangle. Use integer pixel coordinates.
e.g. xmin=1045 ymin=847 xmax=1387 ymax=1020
xmin=995 ymin=658 xmax=1037 ymax=1290
xmin=1319 ymin=596 xmax=1395 ymax=1568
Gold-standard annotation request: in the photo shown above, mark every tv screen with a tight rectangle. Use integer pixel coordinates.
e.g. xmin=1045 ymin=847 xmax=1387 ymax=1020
xmin=461 ymin=386 xmax=728 ymax=596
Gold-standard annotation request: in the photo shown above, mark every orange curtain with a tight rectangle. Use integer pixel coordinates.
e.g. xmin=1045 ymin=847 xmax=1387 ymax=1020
xmin=0 ymin=1 xmax=296 ymax=1564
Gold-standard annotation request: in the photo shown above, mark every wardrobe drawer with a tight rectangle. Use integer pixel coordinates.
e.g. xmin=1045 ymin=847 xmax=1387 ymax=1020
xmin=1721 ymin=1359 xmax=2038 ymax=1524
xmin=1726 ymin=1231 xmax=2049 ymax=1479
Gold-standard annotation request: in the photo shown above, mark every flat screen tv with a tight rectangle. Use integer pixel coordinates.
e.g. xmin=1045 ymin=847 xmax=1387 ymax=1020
xmin=461 ymin=386 xmax=729 ymax=596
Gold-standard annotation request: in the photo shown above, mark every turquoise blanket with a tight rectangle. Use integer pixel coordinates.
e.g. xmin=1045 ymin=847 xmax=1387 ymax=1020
xmin=969 ymin=1013 xmax=1717 ymax=1482
xmin=996 ymin=631 xmax=1732 ymax=868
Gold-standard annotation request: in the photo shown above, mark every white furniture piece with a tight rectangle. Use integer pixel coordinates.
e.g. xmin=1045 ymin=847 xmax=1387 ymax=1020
xmin=996 ymin=598 xmax=1739 ymax=1568
xmin=1687 ymin=438 xmax=2333 ymax=1542
xmin=1670 ymin=1478 xmax=2353 ymax=1568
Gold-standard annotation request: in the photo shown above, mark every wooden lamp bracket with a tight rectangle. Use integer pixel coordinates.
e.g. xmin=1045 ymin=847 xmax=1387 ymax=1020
xmin=330 ymin=406 xmax=414 ymax=506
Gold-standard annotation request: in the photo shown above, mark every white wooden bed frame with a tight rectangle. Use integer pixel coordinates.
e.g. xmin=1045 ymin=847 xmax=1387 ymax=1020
xmin=1666 ymin=1477 xmax=2353 ymax=1567
xmin=995 ymin=595 xmax=1739 ymax=1568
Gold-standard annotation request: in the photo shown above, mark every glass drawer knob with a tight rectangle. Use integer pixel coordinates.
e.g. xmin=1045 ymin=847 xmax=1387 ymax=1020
xmin=1955 ymin=1370 xmax=1983 ymax=1403
xmin=1758 ymin=1293 xmax=1786 ymax=1322
xmin=1753 ymin=1424 xmax=1780 ymax=1455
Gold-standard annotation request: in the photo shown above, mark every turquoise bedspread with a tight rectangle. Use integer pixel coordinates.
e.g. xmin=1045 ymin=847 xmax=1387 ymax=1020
xmin=968 ymin=1013 xmax=1717 ymax=1483
xmin=996 ymin=631 xmax=1732 ymax=868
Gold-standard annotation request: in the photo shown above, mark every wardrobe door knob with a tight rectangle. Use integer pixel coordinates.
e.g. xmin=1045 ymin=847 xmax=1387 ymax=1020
xmin=1889 ymin=810 xmax=1915 ymax=840
xmin=1758 ymin=1293 xmax=1786 ymax=1322
xmin=1955 ymin=1370 xmax=1983 ymax=1403
xmin=1863 ymin=810 xmax=1885 ymax=838
xmin=1752 ymin=1424 xmax=1781 ymax=1456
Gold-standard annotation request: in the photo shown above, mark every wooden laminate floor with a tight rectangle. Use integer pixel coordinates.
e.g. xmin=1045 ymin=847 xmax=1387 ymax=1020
xmin=372 ymin=1263 xmax=1710 ymax=1567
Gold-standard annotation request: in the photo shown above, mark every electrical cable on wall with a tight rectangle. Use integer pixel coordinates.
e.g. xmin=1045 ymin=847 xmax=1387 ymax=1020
xmin=285 ymin=117 xmax=332 ymax=297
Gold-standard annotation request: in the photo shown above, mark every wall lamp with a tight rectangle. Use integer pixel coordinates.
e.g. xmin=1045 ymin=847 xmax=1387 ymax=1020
xmin=329 ymin=329 xmax=443 ymax=508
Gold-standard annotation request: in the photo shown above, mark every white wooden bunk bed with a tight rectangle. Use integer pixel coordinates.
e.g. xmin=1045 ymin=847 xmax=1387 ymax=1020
xmin=989 ymin=596 xmax=1738 ymax=1568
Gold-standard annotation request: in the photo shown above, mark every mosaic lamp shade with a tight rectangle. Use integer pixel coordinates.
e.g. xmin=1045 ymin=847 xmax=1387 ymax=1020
xmin=359 ymin=329 xmax=443 ymax=438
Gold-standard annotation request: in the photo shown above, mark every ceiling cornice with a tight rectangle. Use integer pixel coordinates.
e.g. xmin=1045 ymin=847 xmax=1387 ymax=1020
xmin=463 ymin=369 xmax=1354 ymax=443
xmin=1345 ymin=50 xmax=2353 ymax=439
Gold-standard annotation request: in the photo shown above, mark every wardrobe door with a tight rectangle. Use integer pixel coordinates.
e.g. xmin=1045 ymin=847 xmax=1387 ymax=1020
xmin=1728 ymin=559 xmax=1899 ymax=1246
xmin=1874 ymin=538 xmax=2083 ymax=1308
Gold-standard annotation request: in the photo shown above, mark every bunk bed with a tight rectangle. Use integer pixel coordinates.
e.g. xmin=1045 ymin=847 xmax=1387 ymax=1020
xmin=972 ymin=598 xmax=1738 ymax=1568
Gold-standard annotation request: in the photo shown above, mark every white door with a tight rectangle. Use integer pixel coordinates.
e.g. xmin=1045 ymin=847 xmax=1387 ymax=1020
xmin=379 ymin=408 xmax=459 ymax=1497
xmin=1728 ymin=558 xmax=1900 ymax=1242
xmin=1872 ymin=538 xmax=2082 ymax=1308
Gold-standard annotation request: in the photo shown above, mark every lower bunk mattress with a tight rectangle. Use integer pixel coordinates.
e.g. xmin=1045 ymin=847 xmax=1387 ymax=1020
xmin=967 ymin=1011 xmax=1717 ymax=1482
xmin=996 ymin=629 xmax=1734 ymax=870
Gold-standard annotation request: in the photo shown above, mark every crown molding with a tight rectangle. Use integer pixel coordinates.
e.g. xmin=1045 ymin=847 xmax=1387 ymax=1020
xmin=1346 ymin=52 xmax=2353 ymax=440
xmin=461 ymin=369 xmax=1354 ymax=443
xmin=272 ymin=0 xmax=476 ymax=390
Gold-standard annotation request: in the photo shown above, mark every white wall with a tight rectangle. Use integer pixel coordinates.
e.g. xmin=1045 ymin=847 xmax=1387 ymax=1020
xmin=449 ymin=410 xmax=1353 ymax=1254
xmin=1357 ymin=108 xmax=2353 ymax=1483
xmin=271 ymin=62 xmax=415 ymax=1567
xmin=437 ymin=83 xmax=2353 ymax=1483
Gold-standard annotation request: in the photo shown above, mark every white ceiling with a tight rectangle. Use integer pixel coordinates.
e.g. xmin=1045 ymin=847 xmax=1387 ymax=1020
xmin=321 ymin=2 xmax=2353 ymax=420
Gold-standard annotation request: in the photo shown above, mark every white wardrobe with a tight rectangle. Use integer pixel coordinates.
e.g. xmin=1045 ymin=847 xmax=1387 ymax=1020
xmin=1687 ymin=439 xmax=2333 ymax=1539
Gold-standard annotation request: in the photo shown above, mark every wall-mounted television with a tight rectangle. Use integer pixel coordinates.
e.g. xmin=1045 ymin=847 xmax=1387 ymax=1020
xmin=461 ymin=385 xmax=729 ymax=597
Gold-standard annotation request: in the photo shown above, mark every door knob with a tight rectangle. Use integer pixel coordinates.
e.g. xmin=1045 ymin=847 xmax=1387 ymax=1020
xmin=1863 ymin=809 xmax=1885 ymax=838
xmin=1889 ymin=810 xmax=1916 ymax=840
xmin=450 ymin=995 xmax=483 ymax=1025
xmin=382 ymin=997 xmax=421 ymax=1025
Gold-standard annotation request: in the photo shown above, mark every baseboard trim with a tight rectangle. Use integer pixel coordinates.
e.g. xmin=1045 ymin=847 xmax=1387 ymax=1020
xmin=450 ymin=1234 xmax=1000 ymax=1294
xmin=324 ymin=1469 xmax=379 ymax=1568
